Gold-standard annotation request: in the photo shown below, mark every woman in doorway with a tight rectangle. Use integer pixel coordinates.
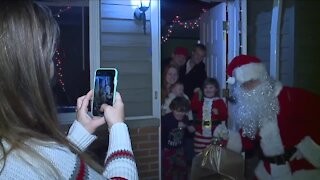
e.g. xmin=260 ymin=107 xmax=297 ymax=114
xmin=161 ymin=64 xmax=180 ymax=114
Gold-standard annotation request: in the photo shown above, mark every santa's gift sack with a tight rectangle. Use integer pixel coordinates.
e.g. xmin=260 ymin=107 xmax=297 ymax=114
xmin=190 ymin=139 xmax=245 ymax=180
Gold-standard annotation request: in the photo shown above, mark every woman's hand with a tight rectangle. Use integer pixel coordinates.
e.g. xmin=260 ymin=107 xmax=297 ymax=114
xmin=100 ymin=92 xmax=124 ymax=128
xmin=76 ymin=90 xmax=105 ymax=134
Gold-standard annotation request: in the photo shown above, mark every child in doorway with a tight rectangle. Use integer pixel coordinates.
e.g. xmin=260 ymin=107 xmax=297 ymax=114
xmin=161 ymin=81 xmax=193 ymax=120
xmin=161 ymin=97 xmax=195 ymax=180
xmin=191 ymin=77 xmax=228 ymax=154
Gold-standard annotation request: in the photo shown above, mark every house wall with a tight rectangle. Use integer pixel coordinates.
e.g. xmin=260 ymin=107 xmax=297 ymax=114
xmin=247 ymin=0 xmax=295 ymax=86
xmin=129 ymin=123 xmax=159 ymax=179
xmin=293 ymin=0 xmax=320 ymax=95
xmin=98 ymin=0 xmax=160 ymax=179
xmin=247 ymin=0 xmax=272 ymax=68
xmin=279 ymin=1 xmax=295 ymax=86
xmin=85 ymin=119 xmax=159 ymax=180
xmin=100 ymin=0 xmax=153 ymax=117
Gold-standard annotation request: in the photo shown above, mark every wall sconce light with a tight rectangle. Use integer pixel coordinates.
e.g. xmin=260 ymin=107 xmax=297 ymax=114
xmin=134 ymin=0 xmax=151 ymax=34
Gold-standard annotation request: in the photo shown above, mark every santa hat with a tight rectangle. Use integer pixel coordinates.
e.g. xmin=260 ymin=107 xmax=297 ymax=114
xmin=226 ymin=55 xmax=268 ymax=85
xmin=173 ymin=47 xmax=189 ymax=57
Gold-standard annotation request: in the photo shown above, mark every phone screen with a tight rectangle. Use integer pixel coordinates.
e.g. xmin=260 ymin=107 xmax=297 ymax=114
xmin=92 ymin=69 xmax=117 ymax=116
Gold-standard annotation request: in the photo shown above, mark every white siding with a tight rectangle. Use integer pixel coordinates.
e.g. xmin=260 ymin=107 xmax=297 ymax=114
xmin=294 ymin=0 xmax=320 ymax=95
xmin=247 ymin=0 xmax=272 ymax=67
xmin=100 ymin=0 xmax=153 ymax=117
xmin=278 ymin=1 xmax=295 ymax=86
xmin=247 ymin=0 xmax=295 ymax=86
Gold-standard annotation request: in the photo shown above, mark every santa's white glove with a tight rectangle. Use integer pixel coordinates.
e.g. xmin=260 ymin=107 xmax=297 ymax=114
xmin=294 ymin=136 xmax=320 ymax=168
xmin=226 ymin=130 xmax=242 ymax=153
xmin=213 ymin=122 xmax=229 ymax=140
xmin=289 ymin=148 xmax=303 ymax=161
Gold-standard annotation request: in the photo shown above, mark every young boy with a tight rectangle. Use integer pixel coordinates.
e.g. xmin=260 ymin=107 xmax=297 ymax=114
xmin=161 ymin=97 xmax=195 ymax=180
xmin=161 ymin=81 xmax=193 ymax=120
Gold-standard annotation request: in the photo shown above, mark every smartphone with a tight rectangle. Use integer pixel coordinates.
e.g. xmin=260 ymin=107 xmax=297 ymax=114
xmin=92 ymin=68 xmax=118 ymax=116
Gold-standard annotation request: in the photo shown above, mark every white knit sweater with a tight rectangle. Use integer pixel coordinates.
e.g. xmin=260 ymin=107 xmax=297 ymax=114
xmin=0 ymin=121 xmax=138 ymax=180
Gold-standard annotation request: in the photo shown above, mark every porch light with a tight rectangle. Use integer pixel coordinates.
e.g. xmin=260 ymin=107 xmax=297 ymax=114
xmin=134 ymin=0 xmax=151 ymax=34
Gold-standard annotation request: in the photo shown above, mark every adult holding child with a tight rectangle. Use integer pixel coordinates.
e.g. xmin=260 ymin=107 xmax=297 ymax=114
xmin=161 ymin=81 xmax=193 ymax=120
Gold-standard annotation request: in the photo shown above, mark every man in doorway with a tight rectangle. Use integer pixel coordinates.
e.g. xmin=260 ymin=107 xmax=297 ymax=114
xmin=179 ymin=43 xmax=207 ymax=99
xmin=225 ymin=55 xmax=320 ymax=179
xmin=162 ymin=46 xmax=189 ymax=73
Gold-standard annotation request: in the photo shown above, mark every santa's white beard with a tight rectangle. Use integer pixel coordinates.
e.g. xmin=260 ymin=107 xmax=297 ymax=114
xmin=230 ymin=77 xmax=280 ymax=139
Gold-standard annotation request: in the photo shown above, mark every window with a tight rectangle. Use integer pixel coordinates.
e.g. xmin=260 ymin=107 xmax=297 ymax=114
xmin=39 ymin=0 xmax=161 ymax=123
xmin=37 ymin=0 xmax=90 ymax=124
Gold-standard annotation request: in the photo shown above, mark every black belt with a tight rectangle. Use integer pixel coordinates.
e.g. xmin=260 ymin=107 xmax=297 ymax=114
xmin=193 ymin=120 xmax=222 ymax=126
xmin=263 ymin=147 xmax=297 ymax=165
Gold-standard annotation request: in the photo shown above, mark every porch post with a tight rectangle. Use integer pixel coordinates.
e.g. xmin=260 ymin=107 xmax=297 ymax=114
xmin=270 ymin=0 xmax=282 ymax=80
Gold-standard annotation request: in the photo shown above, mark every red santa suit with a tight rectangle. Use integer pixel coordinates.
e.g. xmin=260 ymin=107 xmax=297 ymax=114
xmin=226 ymin=55 xmax=320 ymax=179
xmin=191 ymin=91 xmax=228 ymax=153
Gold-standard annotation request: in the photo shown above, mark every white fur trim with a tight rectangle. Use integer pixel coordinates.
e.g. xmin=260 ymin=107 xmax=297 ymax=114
xmin=202 ymin=98 xmax=213 ymax=137
xmin=274 ymin=81 xmax=283 ymax=97
xmin=227 ymin=77 xmax=235 ymax=84
xmin=296 ymin=136 xmax=320 ymax=168
xmin=292 ymin=169 xmax=320 ymax=180
xmin=213 ymin=122 xmax=228 ymax=140
xmin=226 ymin=130 xmax=242 ymax=153
xmin=255 ymin=161 xmax=271 ymax=180
xmin=234 ymin=63 xmax=267 ymax=84
xmin=260 ymin=121 xmax=284 ymax=156
xmin=270 ymin=162 xmax=292 ymax=180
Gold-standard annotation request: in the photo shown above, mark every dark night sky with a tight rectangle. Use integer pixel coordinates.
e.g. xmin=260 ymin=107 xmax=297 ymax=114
xmin=161 ymin=0 xmax=216 ymax=23
xmin=160 ymin=0 xmax=217 ymax=38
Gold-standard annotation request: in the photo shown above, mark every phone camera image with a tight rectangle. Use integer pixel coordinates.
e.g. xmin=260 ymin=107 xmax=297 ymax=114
xmin=93 ymin=70 xmax=115 ymax=116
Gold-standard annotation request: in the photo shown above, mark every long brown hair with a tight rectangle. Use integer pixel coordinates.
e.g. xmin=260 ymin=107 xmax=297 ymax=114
xmin=161 ymin=64 xmax=179 ymax=102
xmin=0 ymin=0 xmax=102 ymax=177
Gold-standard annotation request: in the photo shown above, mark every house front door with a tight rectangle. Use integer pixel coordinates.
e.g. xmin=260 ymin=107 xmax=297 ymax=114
xmin=200 ymin=2 xmax=227 ymax=96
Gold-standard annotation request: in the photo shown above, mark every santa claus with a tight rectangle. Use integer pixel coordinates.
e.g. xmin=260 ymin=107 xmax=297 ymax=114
xmin=224 ymin=55 xmax=320 ymax=179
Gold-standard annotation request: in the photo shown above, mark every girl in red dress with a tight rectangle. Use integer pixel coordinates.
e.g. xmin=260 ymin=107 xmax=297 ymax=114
xmin=191 ymin=78 xmax=228 ymax=154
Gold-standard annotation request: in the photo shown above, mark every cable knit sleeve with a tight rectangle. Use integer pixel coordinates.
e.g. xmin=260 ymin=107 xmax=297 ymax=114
xmin=103 ymin=122 xmax=138 ymax=180
xmin=67 ymin=120 xmax=97 ymax=151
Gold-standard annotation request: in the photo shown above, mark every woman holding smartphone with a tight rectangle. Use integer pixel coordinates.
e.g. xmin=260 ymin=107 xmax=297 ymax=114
xmin=0 ymin=1 xmax=138 ymax=179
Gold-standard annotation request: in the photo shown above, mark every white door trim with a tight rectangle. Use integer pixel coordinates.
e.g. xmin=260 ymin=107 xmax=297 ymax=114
xmin=270 ymin=0 xmax=283 ymax=80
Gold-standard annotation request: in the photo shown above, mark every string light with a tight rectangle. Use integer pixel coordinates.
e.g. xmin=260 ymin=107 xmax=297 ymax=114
xmin=161 ymin=9 xmax=207 ymax=43
xmin=54 ymin=49 xmax=66 ymax=92
xmin=53 ymin=6 xmax=72 ymax=18
xmin=51 ymin=6 xmax=72 ymax=92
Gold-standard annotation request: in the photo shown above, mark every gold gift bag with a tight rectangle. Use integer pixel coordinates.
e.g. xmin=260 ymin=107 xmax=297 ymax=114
xmin=191 ymin=138 xmax=245 ymax=180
